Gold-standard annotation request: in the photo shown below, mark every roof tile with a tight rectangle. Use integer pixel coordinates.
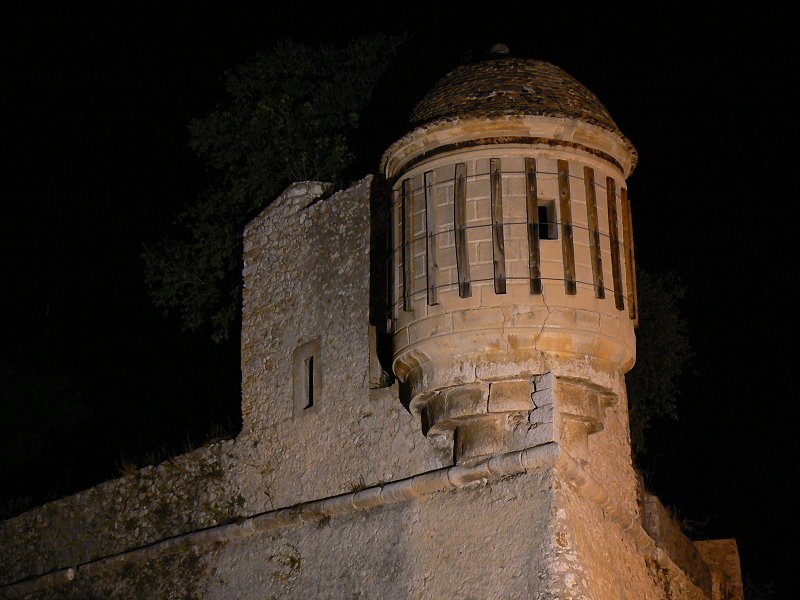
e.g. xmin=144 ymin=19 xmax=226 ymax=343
xmin=410 ymin=58 xmax=623 ymax=139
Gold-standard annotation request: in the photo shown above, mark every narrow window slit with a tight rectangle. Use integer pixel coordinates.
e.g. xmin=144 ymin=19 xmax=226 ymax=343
xmin=538 ymin=202 xmax=558 ymax=240
xmin=304 ymin=355 xmax=314 ymax=409
xmin=293 ymin=338 xmax=321 ymax=417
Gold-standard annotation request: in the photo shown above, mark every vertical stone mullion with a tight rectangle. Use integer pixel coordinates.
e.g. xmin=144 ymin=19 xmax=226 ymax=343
xmin=401 ymin=178 xmax=414 ymax=312
xmin=424 ymin=170 xmax=438 ymax=305
xmin=525 ymin=158 xmax=542 ymax=294
xmin=583 ymin=166 xmax=605 ymax=299
xmin=621 ymin=188 xmax=638 ymax=324
xmin=388 ymin=191 xmax=397 ymax=325
xmin=454 ymin=162 xmax=471 ymax=298
xmin=607 ymin=177 xmax=624 ymax=311
xmin=557 ymin=160 xmax=577 ymax=295
xmin=490 ymin=158 xmax=506 ymax=294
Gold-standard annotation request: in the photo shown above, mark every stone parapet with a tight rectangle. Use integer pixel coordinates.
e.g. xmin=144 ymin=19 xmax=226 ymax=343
xmin=694 ymin=539 xmax=744 ymax=600
xmin=642 ymin=492 xmax=713 ymax=597
xmin=1 ymin=441 xmax=714 ymax=599
xmin=0 ymin=440 xmax=241 ymax=587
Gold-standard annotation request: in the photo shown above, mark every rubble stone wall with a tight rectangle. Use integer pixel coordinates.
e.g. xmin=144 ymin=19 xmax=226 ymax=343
xmin=0 ymin=439 xmax=240 ymax=587
xmin=236 ymin=177 xmax=445 ymax=516
xmin=0 ymin=178 xmax=739 ymax=600
xmin=4 ymin=469 xmax=556 ymax=600
xmin=1 ymin=179 xmax=444 ymax=590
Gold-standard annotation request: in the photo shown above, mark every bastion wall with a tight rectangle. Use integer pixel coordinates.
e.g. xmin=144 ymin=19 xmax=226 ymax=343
xmin=0 ymin=179 xmax=739 ymax=600
xmin=0 ymin=179 xmax=444 ymax=595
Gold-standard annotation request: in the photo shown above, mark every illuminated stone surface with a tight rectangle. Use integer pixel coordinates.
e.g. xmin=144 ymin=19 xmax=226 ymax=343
xmin=0 ymin=53 xmax=741 ymax=600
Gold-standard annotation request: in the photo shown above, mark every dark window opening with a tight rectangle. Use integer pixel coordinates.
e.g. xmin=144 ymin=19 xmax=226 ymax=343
xmin=538 ymin=201 xmax=558 ymax=240
xmin=304 ymin=356 xmax=315 ymax=409
xmin=293 ymin=338 xmax=321 ymax=417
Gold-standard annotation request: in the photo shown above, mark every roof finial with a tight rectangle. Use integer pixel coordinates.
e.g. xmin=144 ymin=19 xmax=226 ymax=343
xmin=490 ymin=43 xmax=510 ymax=56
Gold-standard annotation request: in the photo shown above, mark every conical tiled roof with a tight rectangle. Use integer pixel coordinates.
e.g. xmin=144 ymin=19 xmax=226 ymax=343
xmin=410 ymin=57 xmax=626 ymax=142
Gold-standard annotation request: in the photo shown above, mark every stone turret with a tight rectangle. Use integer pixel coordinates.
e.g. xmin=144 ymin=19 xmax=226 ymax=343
xmin=0 ymin=48 xmax=744 ymax=600
xmin=381 ymin=51 xmax=640 ymax=465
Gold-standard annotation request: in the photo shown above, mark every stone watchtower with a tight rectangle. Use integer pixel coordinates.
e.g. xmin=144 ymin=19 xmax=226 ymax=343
xmin=0 ymin=49 xmax=743 ymax=600
xmin=382 ymin=49 xmax=639 ymax=467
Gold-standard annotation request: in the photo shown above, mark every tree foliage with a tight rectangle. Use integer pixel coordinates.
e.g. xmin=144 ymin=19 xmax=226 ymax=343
xmin=143 ymin=36 xmax=404 ymax=341
xmin=627 ymin=268 xmax=692 ymax=455
xmin=0 ymin=356 xmax=87 ymax=479
xmin=143 ymin=38 xmax=692 ymax=458
xmin=743 ymin=575 xmax=775 ymax=599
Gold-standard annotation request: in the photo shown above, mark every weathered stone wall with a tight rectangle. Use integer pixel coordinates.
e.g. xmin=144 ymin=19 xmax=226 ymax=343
xmin=642 ymin=492 xmax=712 ymax=595
xmin=0 ymin=439 xmax=241 ymax=587
xmin=580 ymin=376 xmax=640 ymax=519
xmin=553 ymin=467 xmax=708 ymax=600
xmin=236 ymin=177 xmax=445 ymax=516
xmin=694 ymin=539 xmax=744 ymax=600
xmin=2 ymin=444 xmax=718 ymax=600
xmin=0 ymin=179 xmax=445 ymax=591
xmin=0 ymin=177 xmax=738 ymax=600
xmin=204 ymin=470 xmax=557 ymax=599
xmin=4 ymin=469 xmax=556 ymax=600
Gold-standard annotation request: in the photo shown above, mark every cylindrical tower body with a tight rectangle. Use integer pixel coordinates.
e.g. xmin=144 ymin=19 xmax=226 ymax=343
xmin=381 ymin=57 xmax=639 ymax=464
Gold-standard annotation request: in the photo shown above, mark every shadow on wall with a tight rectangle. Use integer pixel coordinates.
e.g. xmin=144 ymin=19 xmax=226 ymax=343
xmin=368 ymin=174 xmax=399 ymax=394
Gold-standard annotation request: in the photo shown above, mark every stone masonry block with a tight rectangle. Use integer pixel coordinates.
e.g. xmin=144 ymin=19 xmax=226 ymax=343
xmin=508 ymin=308 xmax=547 ymax=329
xmin=488 ymin=380 xmax=535 ymax=413
xmin=478 ymin=240 xmax=495 ymax=263
xmin=438 ymin=229 xmax=455 ymax=250
xmin=529 ymin=403 xmax=554 ymax=425
xmin=575 ymin=308 xmax=601 ymax=332
xmin=439 ymin=285 xmax=481 ymax=310
xmin=425 ymin=384 xmax=489 ymax=432
xmin=505 ymin=234 xmax=527 ymax=260
xmin=437 ymin=246 xmax=456 ymax=269
xmin=467 ymin=223 xmax=492 ymax=243
xmin=408 ymin=314 xmax=454 ymax=344
xmin=506 ymin=195 xmax=528 ymax=221
xmin=474 ymin=196 xmax=491 ymax=221
xmin=469 ymin=263 xmax=493 ymax=283
xmin=532 ymin=374 xmax=555 ymax=406
xmin=505 ymin=282 xmax=539 ymax=305
xmin=442 ymin=384 xmax=489 ymax=420
xmin=506 ymin=259 xmax=529 ymax=280
xmin=473 ymin=158 xmax=490 ymax=175
xmin=502 ymin=156 xmax=525 ymax=172
xmin=480 ymin=283 xmax=503 ymax=307
xmin=543 ymin=308 xmax=577 ymax=329
xmin=451 ymin=307 xmax=505 ymax=332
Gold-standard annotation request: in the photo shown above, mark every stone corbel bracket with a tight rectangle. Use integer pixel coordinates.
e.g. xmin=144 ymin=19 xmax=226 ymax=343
xmin=554 ymin=376 xmax=618 ymax=464
xmin=416 ymin=372 xmax=618 ymax=466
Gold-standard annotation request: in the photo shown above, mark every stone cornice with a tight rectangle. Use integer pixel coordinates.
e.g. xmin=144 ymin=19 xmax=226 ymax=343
xmin=381 ymin=115 xmax=636 ymax=180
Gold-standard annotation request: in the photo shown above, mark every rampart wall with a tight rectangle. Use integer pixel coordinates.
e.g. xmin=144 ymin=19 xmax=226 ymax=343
xmin=0 ymin=178 xmax=738 ymax=600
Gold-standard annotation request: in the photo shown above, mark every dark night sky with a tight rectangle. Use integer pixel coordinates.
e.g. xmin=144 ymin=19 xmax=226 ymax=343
xmin=1 ymin=4 xmax=794 ymax=597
